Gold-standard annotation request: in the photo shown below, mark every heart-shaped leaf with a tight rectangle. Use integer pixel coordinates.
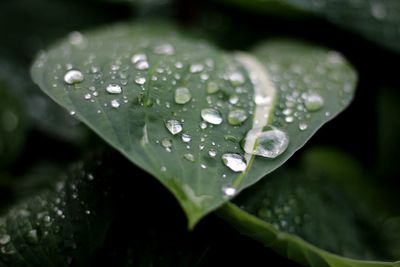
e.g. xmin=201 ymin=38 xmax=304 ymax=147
xmin=31 ymin=22 xmax=356 ymax=227
xmin=218 ymin=0 xmax=400 ymax=54
xmin=219 ymin=148 xmax=400 ymax=267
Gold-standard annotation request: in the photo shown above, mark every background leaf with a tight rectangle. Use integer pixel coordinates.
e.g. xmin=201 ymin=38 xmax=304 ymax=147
xmin=218 ymin=0 xmax=400 ymax=54
xmin=31 ymin=22 xmax=356 ymax=226
xmin=219 ymin=147 xmax=400 ymax=267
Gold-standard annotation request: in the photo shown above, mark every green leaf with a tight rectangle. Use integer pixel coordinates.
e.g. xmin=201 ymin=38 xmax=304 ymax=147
xmin=31 ymin=22 xmax=356 ymax=227
xmin=0 ymin=153 xmax=114 ymax=267
xmin=219 ymin=0 xmax=400 ymax=54
xmin=219 ymin=148 xmax=400 ymax=267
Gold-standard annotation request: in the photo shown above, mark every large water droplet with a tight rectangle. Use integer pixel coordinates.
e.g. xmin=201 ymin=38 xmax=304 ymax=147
xmin=222 ymin=153 xmax=247 ymax=172
xmin=304 ymin=93 xmax=324 ymax=112
xmin=201 ymin=108 xmax=223 ymax=125
xmin=243 ymin=126 xmax=289 ymax=158
xmin=174 ymin=87 xmax=191 ymax=104
xmin=165 ymin=119 xmax=183 ymax=135
xmin=64 ymin=70 xmax=84 ymax=85
xmin=0 ymin=234 xmax=11 ymax=245
xmin=228 ymin=109 xmax=248 ymax=125
xmin=106 ymin=84 xmax=122 ymax=94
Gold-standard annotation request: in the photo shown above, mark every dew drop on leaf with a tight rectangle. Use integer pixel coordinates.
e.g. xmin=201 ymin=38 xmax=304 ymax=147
xmin=106 ymin=84 xmax=122 ymax=94
xmin=161 ymin=138 xmax=172 ymax=152
xmin=181 ymin=133 xmax=191 ymax=143
xmin=201 ymin=108 xmax=223 ymax=125
xmin=165 ymin=119 xmax=183 ymax=135
xmin=243 ymin=126 xmax=289 ymax=158
xmin=64 ymin=70 xmax=84 ymax=85
xmin=221 ymin=153 xmax=247 ymax=172
xmin=222 ymin=186 xmax=237 ymax=197
xmin=304 ymin=93 xmax=324 ymax=112
xmin=228 ymin=109 xmax=248 ymax=125
xmin=110 ymin=99 xmax=120 ymax=109
xmin=190 ymin=63 xmax=204 ymax=73
xmin=208 ymin=149 xmax=217 ymax=158
xmin=207 ymin=81 xmax=219 ymax=94
xmin=174 ymin=87 xmax=191 ymax=104
xmin=299 ymin=122 xmax=308 ymax=131
xmin=183 ymin=153 xmax=195 ymax=162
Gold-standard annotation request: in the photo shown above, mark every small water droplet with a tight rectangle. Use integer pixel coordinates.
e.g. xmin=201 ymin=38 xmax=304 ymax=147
xmin=222 ymin=153 xmax=247 ymax=172
xmin=0 ymin=234 xmax=10 ymax=245
xmin=200 ymin=164 xmax=207 ymax=169
xmin=190 ymin=63 xmax=204 ymax=73
xmin=161 ymin=138 xmax=172 ymax=152
xmin=111 ymin=99 xmax=120 ymax=109
xmin=229 ymin=95 xmax=239 ymax=105
xmin=229 ymin=72 xmax=245 ymax=86
xmin=174 ymin=87 xmax=191 ymax=104
xmin=106 ymin=84 xmax=122 ymax=94
xmin=299 ymin=122 xmax=308 ymax=131
xmin=181 ymin=133 xmax=191 ymax=143
xmin=208 ymin=149 xmax=217 ymax=158
xmin=200 ymin=121 xmax=208 ymax=130
xmin=183 ymin=153 xmax=195 ymax=162
xmin=154 ymin=43 xmax=174 ymax=55
xmin=207 ymin=81 xmax=219 ymax=94
xmin=165 ymin=119 xmax=183 ymax=135
xmin=304 ymin=93 xmax=324 ymax=112
xmin=64 ymin=70 xmax=84 ymax=85
xmin=243 ymin=126 xmax=289 ymax=158
xmin=201 ymin=108 xmax=223 ymax=125
xmin=228 ymin=109 xmax=248 ymax=125
xmin=131 ymin=53 xmax=147 ymax=64
xmin=135 ymin=77 xmax=146 ymax=85
xmin=84 ymin=93 xmax=91 ymax=100
xmin=223 ymin=186 xmax=237 ymax=197
xmin=161 ymin=166 xmax=167 ymax=172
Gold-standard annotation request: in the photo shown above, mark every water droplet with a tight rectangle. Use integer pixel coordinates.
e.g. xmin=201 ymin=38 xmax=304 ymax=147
xmin=0 ymin=234 xmax=10 ymax=245
xmin=201 ymin=108 xmax=223 ymax=125
xmin=200 ymin=121 xmax=208 ymax=130
xmin=154 ymin=43 xmax=174 ymax=55
xmin=136 ymin=61 xmax=149 ymax=70
xmin=228 ymin=109 xmax=248 ymax=125
xmin=111 ymin=99 xmax=120 ymax=109
xmin=222 ymin=153 xmax=247 ymax=172
xmin=304 ymin=93 xmax=324 ymax=112
xmin=190 ymin=63 xmax=204 ymax=73
xmin=131 ymin=53 xmax=147 ymax=64
xmin=68 ymin=31 xmax=84 ymax=46
xmin=207 ymin=81 xmax=219 ymax=94
xmin=299 ymin=122 xmax=308 ymax=131
xmin=208 ymin=149 xmax=217 ymax=158
xmin=84 ymin=93 xmax=91 ymax=100
xmin=223 ymin=187 xmax=237 ymax=197
xmin=26 ymin=230 xmax=39 ymax=244
xmin=371 ymin=2 xmax=386 ymax=19
xmin=229 ymin=72 xmax=245 ymax=86
xmin=165 ymin=119 xmax=183 ymax=135
xmin=135 ymin=77 xmax=146 ymax=85
xmin=161 ymin=138 xmax=172 ymax=152
xmin=181 ymin=133 xmax=191 ymax=143
xmin=243 ymin=126 xmax=289 ymax=158
xmin=161 ymin=166 xmax=167 ymax=172
xmin=200 ymin=164 xmax=207 ymax=169
xmin=229 ymin=95 xmax=239 ymax=105
xmin=174 ymin=87 xmax=191 ymax=104
xmin=106 ymin=84 xmax=122 ymax=94
xmin=183 ymin=153 xmax=195 ymax=162
xmin=64 ymin=70 xmax=84 ymax=85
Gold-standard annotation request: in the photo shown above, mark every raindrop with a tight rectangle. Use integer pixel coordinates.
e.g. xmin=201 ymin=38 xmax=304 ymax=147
xmin=243 ymin=126 xmax=289 ymax=158
xmin=201 ymin=108 xmax=223 ymax=125
xmin=136 ymin=61 xmax=149 ymax=70
xmin=200 ymin=121 xmax=208 ymax=130
xmin=174 ymin=87 xmax=191 ymax=104
xmin=165 ymin=119 xmax=183 ymax=135
xmin=190 ymin=63 xmax=204 ymax=73
xmin=131 ymin=53 xmax=147 ymax=64
xmin=229 ymin=72 xmax=245 ymax=86
xmin=208 ymin=149 xmax=217 ymax=158
xmin=106 ymin=84 xmax=122 ymax=94
xmin=64 ymin=70 xmax=84 ymax=85
xmin=229 ymin=95 xmax=239 ymax=105
xmin=207 ymin=81 xmax=219 ymax=94
xmin=135 ymin=77 xmax=146 ymax=85
xmin=0 ymin=234 xmax=10 ymax=245
xmin=161 ymin=138 xmax=172 ymax=152
xmin=228 ymin=109 xmax=248 ymax=125
xmin=222 ymin=153 xmax=247 ymax=172
xmin=183 ymin=153 xmax=195 ymax=162
xmin=84 ymin=93 xmax=91 ymax=100
xmin=304 ymin=93 xmax=324 ymax=112
xmin=181 ymin=133 xmax=191 ymax=143
xmin=223 ymin=187 xmax=237 ymax=197
xmin=299 ymin=122 xmax=308 ymax=131
xmin=111 ymin=99 xmax=120 ymax=109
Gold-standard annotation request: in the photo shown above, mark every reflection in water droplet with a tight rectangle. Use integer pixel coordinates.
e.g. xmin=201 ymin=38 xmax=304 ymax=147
xmin=165 ymin=119 xmax=183 ymax=135
xmin=64 ymin=70 xmax=84 ymax=85
xmin=222 ymin=153 xmax=247 ymax=172
xmin=304 ymin=93 xmax=324 ymax=112
xmin=228 ymin=109 xmax=248 ymax=125
xmin=174 ymin=87 xmax=191 ymax=104
xmin=243 ymin=126 xmax=289 ymax=158
xmin=106 ymin=84 xmax=122 ymax=94
xmin=201 ymin=108 xmax=223 ymax=125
